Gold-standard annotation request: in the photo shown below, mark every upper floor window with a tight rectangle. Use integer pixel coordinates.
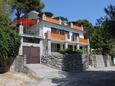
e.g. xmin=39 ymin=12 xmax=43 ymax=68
xmin=60 ymin=30 xmax=64 ymax=35
xmin=51 ymin=27 xmax=57 ymax=33
xmin=65 ymin=31 xmax=70 ymax=39
xmin=51 ymin=27 xmax=65 ymax=35
xmin=23 ymin=37 xmax=40 ymax=43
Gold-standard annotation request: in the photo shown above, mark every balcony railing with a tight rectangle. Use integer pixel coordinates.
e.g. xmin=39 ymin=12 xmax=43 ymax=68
xmin=23 ymin=28 xmax=35 ymax=35
xmin=79 ymin=38 xmax=89 ymax=44
xmin=73 ymin=25 xmax=83 ymax=31
xmin=16 ymin=19 xmax=36 ymax=25
xmin=46 ymin=17 xmax=60 ymax=24
xmin=51 ymin=33 xmax=65 ymax=41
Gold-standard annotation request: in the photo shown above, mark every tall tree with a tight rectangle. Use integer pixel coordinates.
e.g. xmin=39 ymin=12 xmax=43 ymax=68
xmin=0 ymin=0 xmax=11 ymax=26
xmin=74 ymin=19 xmax=93 ymax=29
xmin=0 ymin=0 xmax=20 ymax=71
xmin=96 ymin=5 xmax=115 ymax=55
xmin=97 ymin=5 xmax=115 ymax=39
xmin=90 ymin=26 xmax=112 ymax=55
xmin=8 ymin=0 xmax=45 ymax=19
xmin=104 ymin=5 xmax=115 ymax=39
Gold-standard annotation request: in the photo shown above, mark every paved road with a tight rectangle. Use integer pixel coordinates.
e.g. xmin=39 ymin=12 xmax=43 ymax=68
xmin=26 ymin=64 xmax=115 ymax=86
xmin=52 ymin=71 xmax=115 ymax=86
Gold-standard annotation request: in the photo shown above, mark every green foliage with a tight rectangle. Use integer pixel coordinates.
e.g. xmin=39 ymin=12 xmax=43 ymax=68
xmin=75 ymin=19 xmax=93 ymax=28
xmin=8 ymin=0 xmax=45 ymax=19
xmin=59 ymin=49 xmax=83 ymax=55
xmin=0 ymin=26 xmax=20 ymax=61
xmin=73 ymin=19 xmax=93 ymax=39
xmin=97 ymin=5 xmax=115 ymax=39
xmin=75 ymin=49 xmax=83 ymax=55
xmin=54 ymin=16 xmax=68 ymax=22
xmin=59 ymin=48 xmax=71 ymax=54
xmin=0 ymin=0 xmax=11 ymax=26
xmin=0 ymin=1 xmax=20 ymax=69
xmin=104 ymin=5 xmax=115 ymax=39
xmin=90 ymin=26 xmax=113 ymax=55
xmin=38 ymin=12 xmax=53 ymax=17
xmin=95 ymin=5 xmax=115 ymax=55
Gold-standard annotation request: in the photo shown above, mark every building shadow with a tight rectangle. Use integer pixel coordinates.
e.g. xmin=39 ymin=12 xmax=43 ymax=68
xmin=51 ymin=54 xmax=115 ymax=86
xmin=62 ymin=54 xmax=84 ymax=72
xmin=51 ymin=71 xmax=115 ymax=86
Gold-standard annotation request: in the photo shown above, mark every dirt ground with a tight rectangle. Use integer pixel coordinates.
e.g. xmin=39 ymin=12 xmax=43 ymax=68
xmin=0 ymin=72 xmax=41 ymax=86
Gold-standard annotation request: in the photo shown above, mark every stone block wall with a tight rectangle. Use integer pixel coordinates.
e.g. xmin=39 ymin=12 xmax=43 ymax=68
xmin=90 ymin=55 xmax=112 ymax=68
xmin=10 ymin=55 xmax=25 ymax=72
xmin=41 ymin=53 xmax=87 ymax=72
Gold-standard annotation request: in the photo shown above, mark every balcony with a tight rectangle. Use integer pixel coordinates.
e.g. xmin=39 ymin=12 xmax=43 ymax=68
xmin=51 ymin=33 xmax=65 ymax=41
xmin=16 ymin=19 xmax=37 ymax=25
xmin=23 ymin=28 xmax=35 ymax=35
xmin=46 ymin=17 xmax=60 ymax=24
xmin=73 ymin=25 xmax=83 ymax=31
xmin=79 ymin=38 xmax=89 ymax=44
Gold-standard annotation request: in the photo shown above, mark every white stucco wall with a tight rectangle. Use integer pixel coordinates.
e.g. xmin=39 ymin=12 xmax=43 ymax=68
xmin=67 ymin=32 xmax=72 ymax=41
xmin=79 ymin=33 xmax=84 ymax=38
xmin=42 ymin=25 xmax=51 ymax=38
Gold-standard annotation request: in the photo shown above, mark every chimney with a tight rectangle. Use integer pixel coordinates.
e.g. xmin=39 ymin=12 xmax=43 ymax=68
xmin=19 ymin=22 xmax=23 ymax=35
xmin=59 ymin=18 xmax=62 ymax=24
xmin=70 ymin=22 xmax=73 ymax=28
xmin=81 ymin=25 xmax=84 ymax=31
xmin=42 ymin=13 xmax=46 ymax=20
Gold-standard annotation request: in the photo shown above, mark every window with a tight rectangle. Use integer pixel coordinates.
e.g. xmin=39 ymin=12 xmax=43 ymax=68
xmin=23 ymin=37 xmax=40 ymax=43
xmin=60 ymin=30 xmax=64 ymax=35
xmin=71 ymin=33 xmax=74 ymax=41
xmin=51 ymin=27 xmax=57 ymax=33
xmin=51 ymin=43 xmax=60 ymax=52
xmin=72 ymin=33 xmax=78 ymax=41
xmin=65 ymin=31 xmax=70 ymax=39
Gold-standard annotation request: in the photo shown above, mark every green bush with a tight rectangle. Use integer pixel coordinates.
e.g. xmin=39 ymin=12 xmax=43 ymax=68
xmin=91 ymin=49 xmax=102 ymax=55
xmin=0 ymin=26 xmax=20 ymax=67
xmin=59 ymin=49 xmax=65 ymax=54
xmin=75 ymin=49 xmax=83 ymax=55
xmin=59 ymin=48 xmax=83 ymax=55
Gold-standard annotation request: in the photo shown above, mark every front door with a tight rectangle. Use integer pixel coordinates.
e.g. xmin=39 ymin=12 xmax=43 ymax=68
xmin=23 ymin=46 xmax=40 ymax=64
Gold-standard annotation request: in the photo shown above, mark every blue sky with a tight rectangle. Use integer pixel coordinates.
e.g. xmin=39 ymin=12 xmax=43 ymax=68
xmin=42 ymin=0 xmax=115 ymax=25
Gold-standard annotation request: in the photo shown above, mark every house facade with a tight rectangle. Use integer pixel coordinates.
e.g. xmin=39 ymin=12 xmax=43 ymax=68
xmin=17 ymin=11 xmax=90 ymax=64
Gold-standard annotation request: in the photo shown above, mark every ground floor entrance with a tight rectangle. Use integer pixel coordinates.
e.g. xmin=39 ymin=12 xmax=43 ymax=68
xmin=23 ymin=46 xmax=40 ymax=64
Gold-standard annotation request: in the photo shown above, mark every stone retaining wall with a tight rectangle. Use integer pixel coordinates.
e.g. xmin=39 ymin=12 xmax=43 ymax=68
xmin=10 ymin=55 xmax=25 ymax=72
xmin=41 ymin=53 xmax=88 ymax=72
xmin=90 ymin=55 xmax=112 ymax=68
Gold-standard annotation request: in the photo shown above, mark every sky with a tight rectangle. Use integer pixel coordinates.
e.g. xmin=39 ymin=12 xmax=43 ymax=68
xmin=42 ymin=0 xmax=115 ymax=25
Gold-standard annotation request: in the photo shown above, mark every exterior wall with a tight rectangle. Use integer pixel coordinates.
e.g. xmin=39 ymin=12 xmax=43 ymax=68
xmin=29 ymin=24 xmax=41 ymax=36
xmin=19 ymin=38 xmax=44 ymax=63
xmin=79 ymin=32 xmax=84 ymax=38
xmin=67 ymin=32 xmax=72 ymax=41
xmin=22 ymin=42 xmax=43 ymax=55
xmin=41 ymin=21 xmax=82 ymax=36
xmin=18 ymin=16 xmax=90 ymax=60
xmin=42 ymin=25 xmax=51 ymax=38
